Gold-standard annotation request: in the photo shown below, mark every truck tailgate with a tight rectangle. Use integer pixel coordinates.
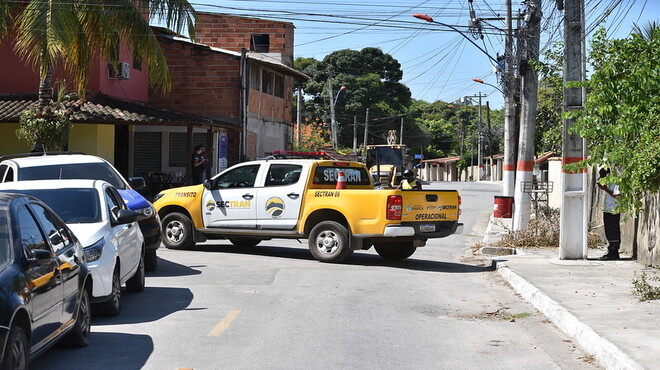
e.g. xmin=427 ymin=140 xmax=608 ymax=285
xmin=400 ymin=190 xmax=460 ymax=222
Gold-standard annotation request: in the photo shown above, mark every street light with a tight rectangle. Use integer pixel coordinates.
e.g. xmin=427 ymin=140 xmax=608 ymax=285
xmin=329 ymin=85 xmax=347 ymax=148
xmin=413 ymin=14 xmax=505 ymax=70
xmin=472 ymin=78 xmax=503 ymax=94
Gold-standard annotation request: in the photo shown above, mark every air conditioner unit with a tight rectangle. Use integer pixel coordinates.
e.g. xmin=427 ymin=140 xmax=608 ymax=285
xmin=108 ymin=62 xmax=130 ymax=80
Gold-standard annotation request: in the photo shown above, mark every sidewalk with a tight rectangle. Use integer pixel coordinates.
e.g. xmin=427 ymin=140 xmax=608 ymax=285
xmin=482 ymin=216 xmax=659 ymax=370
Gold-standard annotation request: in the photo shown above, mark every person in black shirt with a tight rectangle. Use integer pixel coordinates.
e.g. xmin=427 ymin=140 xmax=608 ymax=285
xmin=191 ymin=144 xmax=210 ymax=184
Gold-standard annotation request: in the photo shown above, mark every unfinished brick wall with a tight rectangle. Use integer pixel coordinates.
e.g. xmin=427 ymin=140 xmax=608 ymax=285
xmin=195 ymin=12 xmax=294 ymax=65
xmin=150 ymin=37 xmax=242 ymax=120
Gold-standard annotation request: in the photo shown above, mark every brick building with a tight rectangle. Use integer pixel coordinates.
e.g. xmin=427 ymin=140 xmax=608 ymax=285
xmin=144 ymin=12 xmax=307 ymax=175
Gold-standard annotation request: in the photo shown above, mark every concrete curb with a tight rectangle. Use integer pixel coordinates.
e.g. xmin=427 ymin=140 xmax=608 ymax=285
xmin=490 ymin=258 xmax=643 ymax=370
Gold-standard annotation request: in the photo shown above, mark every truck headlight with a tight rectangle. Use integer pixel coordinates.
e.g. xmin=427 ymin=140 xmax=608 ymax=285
xmin=84 ymin=238 xmax=104 ymax=262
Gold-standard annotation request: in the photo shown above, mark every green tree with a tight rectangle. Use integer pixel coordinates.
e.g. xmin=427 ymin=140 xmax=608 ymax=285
xmin=568 ymin=27 xmax=660 ymax=212
xmin=294 ymin=48 xmax=412 ymax=148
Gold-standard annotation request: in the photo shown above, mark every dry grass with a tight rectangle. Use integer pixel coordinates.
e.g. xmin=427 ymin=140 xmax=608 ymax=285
xmin=493 ymin=207 xmax=602 ymax=250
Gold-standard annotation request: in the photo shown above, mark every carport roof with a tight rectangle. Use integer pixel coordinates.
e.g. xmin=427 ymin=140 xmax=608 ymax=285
xmin=0 ymin=94 xmax=239 ymax=130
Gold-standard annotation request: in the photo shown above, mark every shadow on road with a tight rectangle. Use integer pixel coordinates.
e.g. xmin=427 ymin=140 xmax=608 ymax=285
xmin=32 ymin=332 xmax=153 ymax=370
xmin=92 ymin=286 xmax=194 ymax=325
xmin=190 ymin=242 xmax=493 ymax=273
xmin=146 ymin=255 xmax=203 ymax=277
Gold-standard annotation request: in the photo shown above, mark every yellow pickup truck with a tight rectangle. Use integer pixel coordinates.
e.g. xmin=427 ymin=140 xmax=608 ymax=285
xmin=153 ymin=159 xmax=462 ymax=263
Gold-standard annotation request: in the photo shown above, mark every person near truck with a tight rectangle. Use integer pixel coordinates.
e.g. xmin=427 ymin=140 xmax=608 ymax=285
xmin=597 ymin=167 xmax=621 ymax=260
xmin=398 ymin=169 xmax=422 ymax=190
xmin=191 ymin=144 xmax=211 ymax=184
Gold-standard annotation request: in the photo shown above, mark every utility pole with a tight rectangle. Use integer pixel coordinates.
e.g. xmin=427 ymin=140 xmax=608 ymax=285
xmin=503 ymin=0 xmax=517 ymax=195
xmin=559 ymin=0 xmax=588 ymax=259
xmin=353 ymin=116 xmax=357 ymax=154
xmin=296 ymin=87 xmax=302 ymax=149
xmin=462 ymin=93 xmax=485 ymax=181
xmin=363 ymin=108 xmax=369 ymax=147
xmin=400 ymin=117 xmax=404 ymax=145
xmin=513 ymin=0 xmax=541 ymax=231
xmin=327 ymin=74 xmax=338 ymax=148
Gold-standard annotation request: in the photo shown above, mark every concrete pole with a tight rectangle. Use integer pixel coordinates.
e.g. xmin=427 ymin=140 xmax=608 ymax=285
xmin=296 ymin=87 xmax=302 ymax=149
xmin=328 ymin=75 xmax=338 ymax=148
xmin=363 ymin=108 xmax=369 ymax=147
xmin=400 ymin=116 xmax=404 ymax=145
xmin=559 ymin=0 xmax=588 ymax=259
xmin=477 ymin=93 xmax=483 ymax=181
xmin=503 ymin=0 xmax=517 ymax=195
xmin=512 ymin=0 xmax=541 ymax=231
xmin=353 ymin=116 xmax=357 ymax=154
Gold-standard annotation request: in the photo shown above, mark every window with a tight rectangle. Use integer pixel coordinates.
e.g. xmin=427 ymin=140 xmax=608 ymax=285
xmin=250 ymin=34 xmax=270 ymax=53
xmin=313 ymin=166 xmax=371 ymax=186
xmin=132 ymin=52 xmax=142 ymax=71
xmin=11 ymin=189 xmax=101 ymax=224
xmin=105 ymin=187 xmax=125 ymax=221
xmin=0 ymin=209 xmax=11 ymax=266
xmin=215 ymin=165 xmax=260 ymax=188
xmin=30 ymin=203 xmax=72 ymax=253
xmin=17 ymin=205 xmax=48 ymax=254
xmin=265 ymin=164 xmax=302 ymax=186
xmin=262 ymin=70 xmax=274 ymax=95
xmin=19 ymin=163 xmax=125 ymax=189
xmin=274 ymin=74 xmax=284 ymax=98
xmin=4 ymin=167 xmax=13 ymax=182
xmin=0 ymin=164 xmax=7 ymax=182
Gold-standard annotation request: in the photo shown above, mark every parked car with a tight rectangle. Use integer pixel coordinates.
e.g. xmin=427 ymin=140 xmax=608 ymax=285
xmin=0 ymin=180 xmax=145 ymax=316
xmin=0 ymin=192 xmax=91 ymax=368
xmin=0 ymin=152 xmax=161 ymax=271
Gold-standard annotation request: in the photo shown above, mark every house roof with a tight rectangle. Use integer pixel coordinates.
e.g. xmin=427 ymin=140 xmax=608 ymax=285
xmin=422 ymin=156 xmax=461 ymax=164
xmin=154 ymin=30 xmax=310 ymax=80
xmin=0 ymin=94 xmax=239 ymax=130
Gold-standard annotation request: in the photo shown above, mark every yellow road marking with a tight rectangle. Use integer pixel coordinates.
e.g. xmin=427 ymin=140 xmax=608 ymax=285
xmin=208 ymin=309 xmax=241 ymax=336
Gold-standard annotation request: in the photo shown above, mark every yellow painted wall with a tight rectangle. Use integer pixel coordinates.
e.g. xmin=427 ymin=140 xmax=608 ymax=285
xmin=0 ymin=122 xmax=115 ymax=163
xmin=0 ymin=123 xmax=32 ymax=155
xmin=69 ymin=124 xmax=115 ymax=163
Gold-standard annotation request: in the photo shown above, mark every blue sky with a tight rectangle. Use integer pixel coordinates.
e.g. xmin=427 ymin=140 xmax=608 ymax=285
xmin=191 ymin=0 xmax=658 ymax=109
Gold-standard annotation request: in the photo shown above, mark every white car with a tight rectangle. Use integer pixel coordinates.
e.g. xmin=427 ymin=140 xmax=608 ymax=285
xmin=0 ymin=179 xmax=145 ymax=316
xmin=0 ymin=152 xmax=161 ymax=271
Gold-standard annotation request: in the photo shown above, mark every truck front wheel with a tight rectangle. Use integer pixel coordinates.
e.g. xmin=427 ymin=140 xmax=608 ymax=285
xmin=308 ymin=221 xmax=353 ymax=263
xmin=162 ymin=212 xmax=195 ymax=250
xmin=374 ymin=242 xmax=416 ymax=260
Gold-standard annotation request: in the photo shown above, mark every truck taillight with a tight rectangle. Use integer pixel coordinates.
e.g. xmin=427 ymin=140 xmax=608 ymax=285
xmin=387 ymin=195 xmax=402 ymax=220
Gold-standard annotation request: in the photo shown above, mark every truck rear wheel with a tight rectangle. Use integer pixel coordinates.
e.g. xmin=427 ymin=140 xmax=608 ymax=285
xmin=374 ymin=242 xmax=416 ymax=260
xmin=162 ymin=212 xmax=195 ymax=250
xmin=308 ymin=221 xmax=353 ymax=263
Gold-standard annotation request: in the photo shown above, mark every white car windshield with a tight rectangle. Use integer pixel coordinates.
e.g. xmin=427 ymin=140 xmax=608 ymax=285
xmin=11 ymin=189 xmax=102 ymax=224
xmin=19 ymin=163 xmax=126 ymax=189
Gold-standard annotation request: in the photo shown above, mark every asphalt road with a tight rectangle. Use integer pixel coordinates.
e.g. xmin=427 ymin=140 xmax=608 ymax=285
xmin=33 ymin=181 xmax=601 ymax=369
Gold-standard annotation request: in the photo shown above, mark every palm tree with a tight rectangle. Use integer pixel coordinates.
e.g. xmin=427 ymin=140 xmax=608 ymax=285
xmin=632 ymin=21 xmax=659 ymax=41
xmin=1 ymin=0 xmax=197 ymax=108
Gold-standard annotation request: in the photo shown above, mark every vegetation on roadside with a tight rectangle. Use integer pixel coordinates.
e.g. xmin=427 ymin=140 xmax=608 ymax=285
xmin=565 ymin=27 xmax=660 ymax=214
xmin=631 ymin=271 xmax=660 ymax=301
xmin=492 ymin=207 xmax=601 ymax=250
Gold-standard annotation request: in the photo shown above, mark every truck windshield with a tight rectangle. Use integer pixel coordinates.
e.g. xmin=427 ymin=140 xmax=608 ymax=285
xmin=19 ymin=163 xmax=126 ymax=189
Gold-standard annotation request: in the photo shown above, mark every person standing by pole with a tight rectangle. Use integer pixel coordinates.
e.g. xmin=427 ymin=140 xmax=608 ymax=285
xmin=597 ymin=168 xmax=621 ymax=260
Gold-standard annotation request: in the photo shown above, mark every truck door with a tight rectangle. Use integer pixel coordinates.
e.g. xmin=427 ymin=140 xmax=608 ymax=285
xmin=202 ymin=164 xmax=262 ymax=228
xmin=256 ymin=163 xmax=306 ymax=230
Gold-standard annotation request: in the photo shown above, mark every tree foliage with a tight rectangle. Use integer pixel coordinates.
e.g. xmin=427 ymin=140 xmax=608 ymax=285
xmin=568 ymin=27 xmax=660 ymax=212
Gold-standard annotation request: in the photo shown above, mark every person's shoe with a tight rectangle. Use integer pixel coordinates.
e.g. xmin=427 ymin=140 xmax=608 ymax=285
xmin=598 ymin=253 xmax=620 ymax=260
